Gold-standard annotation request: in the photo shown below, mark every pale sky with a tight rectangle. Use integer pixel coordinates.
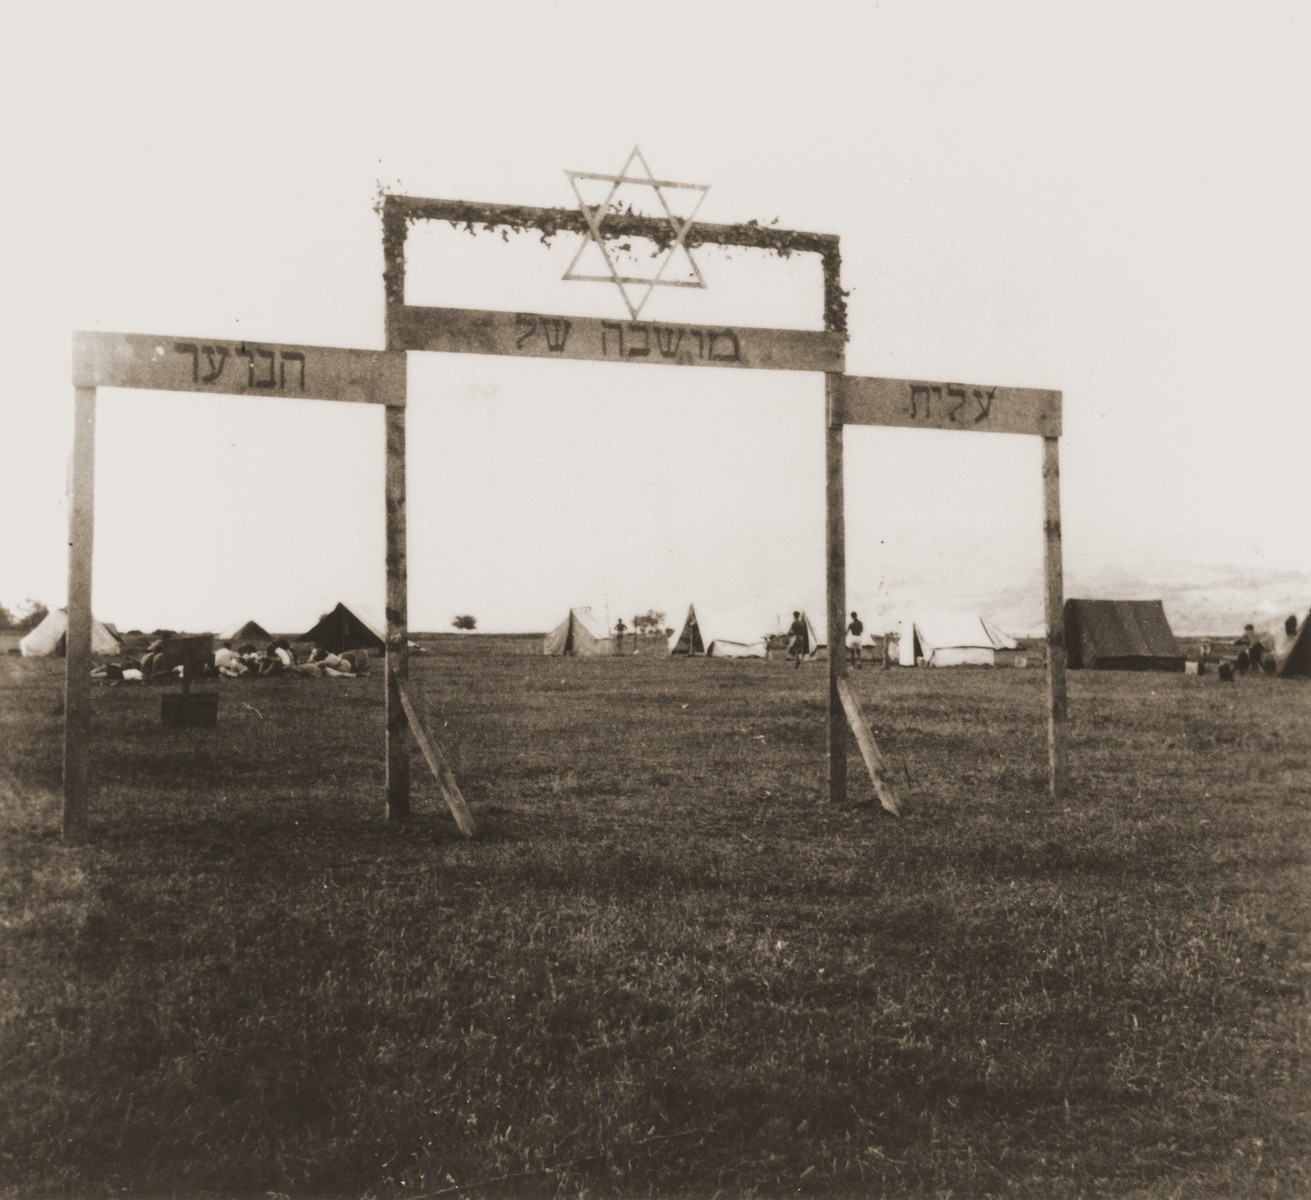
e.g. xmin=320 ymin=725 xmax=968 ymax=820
xmin=3 ymin=1 xmax=1308 ymax=638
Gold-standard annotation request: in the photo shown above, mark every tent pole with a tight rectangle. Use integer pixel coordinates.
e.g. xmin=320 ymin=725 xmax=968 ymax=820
xmin=64 ymin=386 xmax=96 ymax=841
xmin=1043 ymin=434 xmax=1070 ymax=798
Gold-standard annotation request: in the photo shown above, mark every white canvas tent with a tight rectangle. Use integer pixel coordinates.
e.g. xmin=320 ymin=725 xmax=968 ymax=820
xmin=543 ymin=607 xmax=612 ymax=656
xmin=669 ymin=604 xmax=769 ymax=658
xmin=20 ymin=608 xmax=122 ymax=657
xmin=896 ymin=612 xmax=1017 ymax=667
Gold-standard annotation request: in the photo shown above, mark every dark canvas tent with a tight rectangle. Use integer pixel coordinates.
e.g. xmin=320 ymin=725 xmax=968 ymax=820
xmin=1063 ymin=599 xmax=1184 ymax=672
xmin=1274 ymin=616 xmax=1311 ymax=678
xmin=301 ymin=603 xmax=385 ymax=654
xmin=669 ymin=604 xmax=707 ymax=655
xmin=219 ymin=618 xmax=272 ymax=644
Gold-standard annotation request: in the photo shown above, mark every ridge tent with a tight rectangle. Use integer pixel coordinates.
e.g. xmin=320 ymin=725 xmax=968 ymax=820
xmin=300 ymin=603 xmax=385 ymax=654
xmin=669 ymin=603 xmax=770 ymax=658
xmin=19 ymin=608 xmax=122 ymax=657
xmin=895 ymin=612 xmax=1018 ymax=667
xmin=1063 ymin=599 xmax=1184 ymax=672
xmin=543 ymin=607 xmax=611 ymax=656
xmin=218 ymin=618 xmax=272 ymax=644
xmin=1273 ymin=615 xmax=1311 ymax=678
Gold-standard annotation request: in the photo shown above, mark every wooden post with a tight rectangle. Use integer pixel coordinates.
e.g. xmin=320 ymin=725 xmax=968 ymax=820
xmin=826 ymin=374 xmax=848 ymax=804
xmin=385 ymin=402 xmax=410 ymax=819
xmin=63 ymin=386 xmax=96 ymax=841
xmin=836 ymin=678 xmax=900 ymax=815
xmin=1043 ymin=434 xmax=1070 ymax=798
xmin=396 ymin=677 xmax=478 ymax=837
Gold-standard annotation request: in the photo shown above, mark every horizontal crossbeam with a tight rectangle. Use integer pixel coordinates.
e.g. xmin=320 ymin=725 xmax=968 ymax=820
xmin=385 ymin=194 xmax=840 ymax=255
xmin=72 ymin=331 xmax=406 ymax=407
xmin=836 ymin=375 xmax=1061 ymax=437
xmin=390 ymin=305 xmax=845 ymax=373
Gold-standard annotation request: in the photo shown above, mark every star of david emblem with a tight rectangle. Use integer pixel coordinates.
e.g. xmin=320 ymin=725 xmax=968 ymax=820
xmin=563 ymin=146 xmax=709 ymax=320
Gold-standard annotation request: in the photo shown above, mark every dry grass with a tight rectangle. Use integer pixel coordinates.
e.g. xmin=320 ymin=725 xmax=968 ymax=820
xmin=1 ymin=642 xmax=1308 ymax=1198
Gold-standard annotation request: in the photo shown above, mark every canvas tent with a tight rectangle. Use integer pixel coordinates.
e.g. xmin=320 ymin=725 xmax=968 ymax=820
xmin=668 ymin=605 xmax=708 ymax=655
xmin=543 ymin=607 xmax=611 ymax=656
xmin=1063 ymin=599 xmax=1184 ymax=672
xmin=218 ymin=618 xmax=272 ymax=644
xmin=668 ymin=604 xmax=769 ymax=658
xmin=895 ymin=612 xmax=1017 ymax=667
xmin=20 ymin=608 xmax=121 ymax=657
xmin=300 ymin=603 xmax=385 ymax=654
xmin=1273 ymin=615 xmax=1311 ymax=678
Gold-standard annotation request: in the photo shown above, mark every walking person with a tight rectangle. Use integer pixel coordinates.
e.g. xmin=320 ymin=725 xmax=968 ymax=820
xmin=787 ymin=611 xmax=809 ymax=669
xmin=846 ymin=611 xmax=864 ymax=668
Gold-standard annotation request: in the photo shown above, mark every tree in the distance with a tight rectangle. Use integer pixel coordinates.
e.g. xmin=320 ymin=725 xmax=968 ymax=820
xmin=452 ymin=615 xmax=477 ymax=632
xmin=15 ymin=600 xmax=49 ymax=632
xmin=632 ymin=610 xmax=666 ymax=636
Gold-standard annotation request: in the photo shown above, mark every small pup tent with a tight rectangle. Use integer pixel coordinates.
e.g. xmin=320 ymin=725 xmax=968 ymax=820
xmin=19 ymin=608 xmax=122 ymax=657
xmin=301 ymin=603 xmax=386 ymax=654
xmin=708 ymin=637 xmax=768 ymax=658
xmin=896 ymin=612 xmax=1017 ymax=667
xmin=218 ymin=618 xmax=272 ymax=644
xmin=1062 ymin=599 xmax=1184 ymax=672
xmin=543 ymin=607 xmax=611 ymax=656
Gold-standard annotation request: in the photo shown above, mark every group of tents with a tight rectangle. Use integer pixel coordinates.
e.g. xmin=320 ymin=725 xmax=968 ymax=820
xmin=544 ymin=604 xmax=1022 ymax=666
xmin=19 ymin=602 xmax=386 ymax=659
xmin=19 ymin=597 xmax=1309 ymax=678
xmin=542 ymin=599 xmax=1311 ymax=677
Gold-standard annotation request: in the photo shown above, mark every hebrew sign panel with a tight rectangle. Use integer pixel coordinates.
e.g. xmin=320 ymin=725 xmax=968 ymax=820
xmin=390 ymin=306 xmax=845 ymax=374
xmin=72 ymin=331 xmax=406 ymax=406
xmin=836 ymin=374 xmax=1061 ymax=437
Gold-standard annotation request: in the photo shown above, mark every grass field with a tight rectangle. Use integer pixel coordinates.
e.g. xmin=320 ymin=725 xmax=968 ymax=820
xmin=1 ymin=641 xmax=1308 ymax=1198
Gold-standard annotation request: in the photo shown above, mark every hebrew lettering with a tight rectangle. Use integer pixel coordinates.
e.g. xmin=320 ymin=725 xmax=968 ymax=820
xmin=653 ymin=327 xmax=683 ymax=358
xmin=973 ymin=387 xmax=995 ymax=422
xmin=708 ymin=330 xmax=741 ymax=362
xmin=514 ymin=313 xmax=537 ymax=349
xmin=947 ymin=384 xmax=967 ymax=423
xmin=601 ymin=321 xmax=624 ymax=358
xmin=250 ymin=346 xmax=276 ymax=389
xmin=540 ymin=318 xmax=570 ymax=353
xmin=280 ymin=351 xmax=306 ymax=391
xmin=174 ymin=343 xmax=200 ymax=382
xmin=909 ymin=384 xmax=941 ymax=418
xmin=201 ymin=345 xmax=229 ymax=384
xmin=626 ymin=324 xmax=650 ymax=358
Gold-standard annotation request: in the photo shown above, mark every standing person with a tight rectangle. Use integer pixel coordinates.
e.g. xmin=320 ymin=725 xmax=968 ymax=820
xmin=1241 ymin=624 xmax=1266 ymax=673
xmin=846 ymin=611 xmax=864 ymax=668
xmin=787 ymin=611 xmax=809 ymax=669
xmin=614 ymin=618 xmax=627 ymax=656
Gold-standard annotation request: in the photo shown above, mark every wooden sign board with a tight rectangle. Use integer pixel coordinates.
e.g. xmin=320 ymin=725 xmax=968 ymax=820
xmin=837 ymin=375 xmax=1061 ymax=437
xmin=390 ymin=305 xmax=845 ymax=374
xmin=72 ymin=331 xmax=406 ymax=407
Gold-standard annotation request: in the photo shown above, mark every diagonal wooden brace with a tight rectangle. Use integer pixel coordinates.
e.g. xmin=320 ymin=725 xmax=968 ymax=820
xmin=836 ymin=678 xmax=902 ymax=816
xmin=395 ymin=677 xmax=478 ymax=837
